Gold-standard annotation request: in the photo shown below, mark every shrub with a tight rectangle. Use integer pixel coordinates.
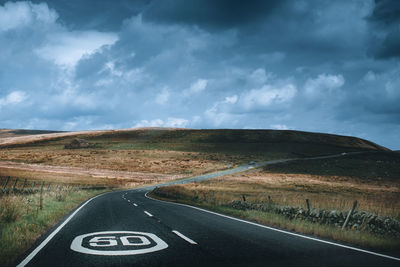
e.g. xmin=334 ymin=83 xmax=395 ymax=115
xmin=0 ymin=196 xmax=22 ymax=224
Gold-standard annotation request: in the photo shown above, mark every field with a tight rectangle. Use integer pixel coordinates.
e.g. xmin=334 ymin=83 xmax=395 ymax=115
xmin=0 ymin=128 xmax=386 ymax=186
xmin=1 ymin=128 xmax=398 ymax=262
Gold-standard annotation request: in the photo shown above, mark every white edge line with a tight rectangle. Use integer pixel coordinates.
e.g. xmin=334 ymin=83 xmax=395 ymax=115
xmin=172 ymin=230 xmax=197 ymax=245
xmin=133 ymin=203 xmax=138 ymax=207
xmin=144 ymin=211 xmax=153 ymax=217
xmin=145 ymin=192 xmax=400 ymax=262
xmin=17 ymin=192 xmax=109 ymax=267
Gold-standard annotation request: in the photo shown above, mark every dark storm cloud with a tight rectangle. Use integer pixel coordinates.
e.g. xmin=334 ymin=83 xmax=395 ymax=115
xmin=142 ymin=0 xmax=285 ymax=31
xmin=143 ymin=0 xmax=357 ymax=62
xmin=24 ymin=0 xmax=149 ymax=30
xmin=369 ymin=0 xmax=400 ymax=25
xmin=374 ymin=28 xmax=400 ymax=59
xmin=368 ymin=0 xmax=400 ymax=59
xmin=144 ymin=0 xmax=371 ymax=70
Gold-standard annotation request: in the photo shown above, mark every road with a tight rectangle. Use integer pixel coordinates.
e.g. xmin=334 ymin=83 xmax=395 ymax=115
xmin=15 ymin=155 xmax=400 ymax=266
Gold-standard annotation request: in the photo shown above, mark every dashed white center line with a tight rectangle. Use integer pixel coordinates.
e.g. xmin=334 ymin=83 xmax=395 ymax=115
xmin=144 ymin=211 xmax=153 ymax=217
xmin=128 ymin=200 xmax=130 ymax=202
xmin=172 ymin=230 xmax=197 ymax=245
xmin=133 ymin=203 xmax=138 ymax=207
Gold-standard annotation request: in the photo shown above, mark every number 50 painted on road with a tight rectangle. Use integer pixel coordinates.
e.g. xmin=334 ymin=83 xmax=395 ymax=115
xmin=71 ymin=231 xmax=168 ymax=256
xmin=88 ymin=235 xmax=151 ymax=247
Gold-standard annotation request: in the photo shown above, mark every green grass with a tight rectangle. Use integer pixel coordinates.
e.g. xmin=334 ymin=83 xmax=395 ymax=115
xmin=149 ymin=189 xmax=400 ymax=254
xmin=0 ymin=188 xmax=109 ymax=266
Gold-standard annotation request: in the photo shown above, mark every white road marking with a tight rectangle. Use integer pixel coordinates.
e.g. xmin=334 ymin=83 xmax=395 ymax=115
xmin=145 ymin=192 xmax=400 ymax=262
xmin=144 ymin=211 xmax=153 ymax=217
xmin=128 ymin=200 xmax=130 ymax=202
xmin=71 ymin=231 xmax=168 ymax=256
xmin=172 ymin=230 xmax=197 ymax=245
xmin=133 ymin=203 xmax=138 ymax=207
xmin=17 ymin=192 xmax=110 ymax=267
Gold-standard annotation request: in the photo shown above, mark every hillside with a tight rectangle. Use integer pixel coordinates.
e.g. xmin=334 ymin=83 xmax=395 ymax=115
xmin=0 ymin=128 xmax=391 ymax=185
xmin=0 ymin=128 xmax=389 ymax=156
xmin=265 ymin=151 xmax=400 ymax=181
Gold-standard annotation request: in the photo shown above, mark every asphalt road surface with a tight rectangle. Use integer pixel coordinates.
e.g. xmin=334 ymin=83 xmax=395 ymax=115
xmin=15 ymin=155 xmax=400 ymax=266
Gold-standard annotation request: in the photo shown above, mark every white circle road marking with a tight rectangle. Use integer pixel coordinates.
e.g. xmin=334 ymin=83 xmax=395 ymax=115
xmin=70 ymin=231 xmax=168 ymax=256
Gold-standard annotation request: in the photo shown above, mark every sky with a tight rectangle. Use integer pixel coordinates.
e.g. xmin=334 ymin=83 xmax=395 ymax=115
xmin=0 ymin=0 xmax=399 ymax=149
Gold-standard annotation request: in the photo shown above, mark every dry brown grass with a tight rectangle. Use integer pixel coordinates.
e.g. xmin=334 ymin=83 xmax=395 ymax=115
xmin=0 ymin=148 xmax=231 ymax=176
xmin=169 ymin=169 xmax=400 ymax=219
xmin=0 ymin=167 xmax=130 ymax=187
xmin=0 ymin=146 xmax=234 ymax=189
xmin=0 ymin=186 xmax=109 ymax=266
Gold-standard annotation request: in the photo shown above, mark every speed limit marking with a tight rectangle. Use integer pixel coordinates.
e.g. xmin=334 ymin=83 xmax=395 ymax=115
xmin=70 ymin=231 xmax=168 ymax=256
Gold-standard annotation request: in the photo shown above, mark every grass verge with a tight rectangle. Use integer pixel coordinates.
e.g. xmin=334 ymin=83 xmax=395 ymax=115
xmin=149 ymin=187 xmax=400 ymax=255
xmin=0 ymin=188 xmax=110 ymax=266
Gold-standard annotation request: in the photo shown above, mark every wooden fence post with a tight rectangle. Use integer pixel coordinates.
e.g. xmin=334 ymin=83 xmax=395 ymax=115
xmin=3 ymin=176 xmax=10 ymax=189
xmin=21 ymin=179 xmax=27 ymax=190
xmin=268 ymin=195 xmax=271 ymax=203
xmin=39 ymin=181 xmax=44 ymax=210
xmin=12 ymin=178 xmax=19 ymax=192
xmin=342 ymin=200 xmax=358 ymax=230
xmin=242 ymin=195 xmax=246 ymax=202
xmin=306 ymin=199 xmax=310 ymax=214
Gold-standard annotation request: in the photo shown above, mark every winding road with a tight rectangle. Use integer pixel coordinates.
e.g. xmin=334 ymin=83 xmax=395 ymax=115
xmin=15 ymin=155 xmax=400 ymax=266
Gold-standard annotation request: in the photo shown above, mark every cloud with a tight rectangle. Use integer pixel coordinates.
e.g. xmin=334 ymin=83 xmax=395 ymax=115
xmin=40 ymin=0 xmax=148 ymax=31
xmin=352 ymin=66 xmax=400 ymax=116
xmin=155 ymin=87 xmax=170 ymax=104
xmin=367 ymin=0 xmax=400 ymax=59
xmin=372 ymin=27 xmax=400 ymax=59
xmin=248 ymin=68 xmax=272 ymax=86
xmin=0 ymin=1 xmax=118 ymax=70
xmin=134 ymin=117 xmax=189 ymax=128
xmin=143 ymin=0 xmax=285 ymax=31
xmin=224 ymin=95 xmax=238 ymax=104
xmin=0 ymin=1 xmax=58 ymax=31
xmin=204 ymin=106 xmax=239 ymax=127
xmin=368 ymin=0 xmax=400 ymax=26
xmin=270 ymin=124 xmax=289 ymax=130
xmin=36 ymin=31 xmax=118 ymax=68
xmin=0 ymin=91 xmax=27 ymax=106
xmin=209 ymin=72 xmax=297 ymax=112
xmin=240 ymin=84 xmax=297 ymax=111
xmin=203 ymin=70 xmax=297 ymax=127
xmin=184 ymin=79 xmax=208 ymax=96
xmin=304 ymin=74 xmax=345 ymax=100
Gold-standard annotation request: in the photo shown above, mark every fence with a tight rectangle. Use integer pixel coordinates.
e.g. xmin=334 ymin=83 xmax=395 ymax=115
xmin=0 ymin=176 xmax=108 ymax=196
xmin=229 ymin=195 xmax=399 ymax=237
xmin=0 ymin=175 xmax=110 ymax=217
